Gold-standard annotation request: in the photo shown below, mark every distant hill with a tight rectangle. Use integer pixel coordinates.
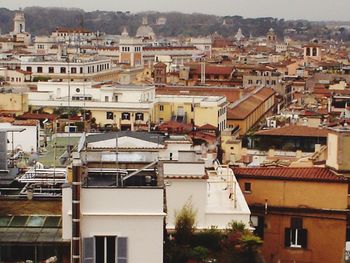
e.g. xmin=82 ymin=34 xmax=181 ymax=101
xmin=0 ymin=7 xmax=348 ymax=41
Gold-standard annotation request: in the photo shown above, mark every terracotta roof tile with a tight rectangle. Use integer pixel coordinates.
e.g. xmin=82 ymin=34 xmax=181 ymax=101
xmin=156 ymin=86 xmax=244 ymax=103
xmin=198 ymin=123 xmax=217 ymax=130
xmin=233 ymin=167 xmax=346 ymax=183
xmin=254 ymin=125 xmax=328 ymax=138
xmin=227 ymin=87 xmax=275 ymax=120
xmin=12 ymin=119 xmax=39 ymax=126
xmin=192 ymin=64 xmax=234 ymax=75
xmin=18 ymin=113 xmax=56 ymax=121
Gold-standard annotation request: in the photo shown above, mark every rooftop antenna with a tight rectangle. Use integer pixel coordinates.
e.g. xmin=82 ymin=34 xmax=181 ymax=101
xmin=115 ymin=132 xmax=119 ymax=186
xmin=67 ymin=37 xmax=72 ymax=162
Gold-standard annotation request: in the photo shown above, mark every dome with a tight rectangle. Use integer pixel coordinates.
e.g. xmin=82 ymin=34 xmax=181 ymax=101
xmin=136 ymin=26 xmax=155 ymax=39
xmin=136 ymin=16 xmax=155 ymax=39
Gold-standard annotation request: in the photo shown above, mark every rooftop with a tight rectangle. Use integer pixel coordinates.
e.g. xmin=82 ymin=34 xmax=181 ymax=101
xmin=227 ymin=87 xmax=275 ymax=120
xmin=255 ymin=125 xmax=329 ymax=138
xmin=233 ymin=167 xmax=347 ymax=183
xmin=86 ymin=131 xmax=165 ymax=146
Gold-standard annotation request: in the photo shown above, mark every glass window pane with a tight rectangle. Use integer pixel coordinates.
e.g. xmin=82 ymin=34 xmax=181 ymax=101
xmin=0 ymin=216 xmax=12 ymax=227
xmin=95 ymin=236 xmax=105 ymax=263
xmin=10 ymin=216 xmax=28 ymax=227
xmin=43 ymin=217 xmax=61 ymax=228
xmin=27 ymin=216 xmax=45 ymax=227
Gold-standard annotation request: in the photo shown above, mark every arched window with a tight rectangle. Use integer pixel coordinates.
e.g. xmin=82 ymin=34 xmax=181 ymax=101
xmin=306 ymin=47 xmax=311 ymax=56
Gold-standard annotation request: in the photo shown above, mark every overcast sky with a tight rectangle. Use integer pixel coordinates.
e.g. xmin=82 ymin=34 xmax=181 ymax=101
xmin=2 ymin=0 xmax=350 ymax=21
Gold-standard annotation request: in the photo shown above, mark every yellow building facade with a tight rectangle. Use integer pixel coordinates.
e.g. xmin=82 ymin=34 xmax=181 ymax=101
xmin=154 ymin=95 xmax=228 ymax=131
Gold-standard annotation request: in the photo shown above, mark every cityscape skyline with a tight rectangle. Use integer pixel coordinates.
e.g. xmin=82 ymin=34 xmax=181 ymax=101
xmin=2 ymin=0 xmax=350 ymax=21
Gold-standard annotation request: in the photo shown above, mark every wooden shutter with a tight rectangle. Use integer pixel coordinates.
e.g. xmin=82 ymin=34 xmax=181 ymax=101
xmin=291 ymin=217 xmax=303 ymax=229
xmin=118 ymin=237 xmax=128 ymax=263
xmin=257 ymin=216 xmax=265 ymax=239
xmin=284 ymin=228 xmax=291 ymax=247
xmin=83 ymin=237 xmax=95 ymax=263
xmin=299 ymin=229 xmax=308 ymax=249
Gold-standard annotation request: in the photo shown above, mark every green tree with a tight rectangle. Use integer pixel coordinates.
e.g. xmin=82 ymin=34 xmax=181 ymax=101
xmin=174 ymin=200 xmax=197 ymax=246
xmin=221 ymin=221 xmax=263 ymax=263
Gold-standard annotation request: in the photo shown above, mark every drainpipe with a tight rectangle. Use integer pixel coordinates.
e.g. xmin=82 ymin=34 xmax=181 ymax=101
xmin=72 ymin=154 xmax=82 ymax=263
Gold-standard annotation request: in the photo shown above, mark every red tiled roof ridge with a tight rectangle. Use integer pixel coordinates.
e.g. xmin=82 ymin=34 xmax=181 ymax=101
xmin=233 ymin=167 xmax=346 ymax=182
xmin=254 ymin=125 xmax=328 ymax=137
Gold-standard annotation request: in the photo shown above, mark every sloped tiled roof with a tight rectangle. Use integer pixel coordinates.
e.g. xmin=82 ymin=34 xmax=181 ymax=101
xmin=192 ymin=64 xmax=234 ymax=75
xmin=198 ymin=123 xmax=217 ymax=130
xmin=227 ymin=87 xmax=275 ymax=120
xmin=233 ymin=167 xmax=347 ymax=183
xmin=254 ymin=125 xmax=328 ymax=138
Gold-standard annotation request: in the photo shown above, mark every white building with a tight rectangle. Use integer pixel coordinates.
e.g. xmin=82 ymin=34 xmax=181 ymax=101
xmin=62 ymin=179 xmax=164 ymax=263
xmin=27 ymin=82 xmax=155 ymax=129
xmin=0 ymin=120 xmax=40 ymax=153
xmin=62 ymin=131 xmax=251 ymax=262
xmin=188 ymin=37 xmax=212 ymax=58
xmin=164 ymin=153 xmax=251 ymax=230
xmin=19 ymin=55 xmax=113 ymax=79
xmin=62 ymin=132 xmax=167 ymax=263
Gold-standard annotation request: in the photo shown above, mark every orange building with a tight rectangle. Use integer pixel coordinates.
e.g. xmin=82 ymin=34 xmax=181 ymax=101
xmin=227 ymin=87 xmax=276 ymax=135
xmin=234 ymin=167 xmax=348 ymax=263
xmin=153 ymin=62 xmax=167 ymax=84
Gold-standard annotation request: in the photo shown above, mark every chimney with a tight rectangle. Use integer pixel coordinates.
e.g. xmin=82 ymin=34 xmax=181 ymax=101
xmin=296 ymin=150 xmax=303 ymax=159
xmin=0 ymin=132 xmax=8 ymax=171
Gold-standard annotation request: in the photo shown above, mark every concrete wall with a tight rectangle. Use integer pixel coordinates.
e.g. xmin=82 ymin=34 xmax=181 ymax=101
xmin=327 ymin=130 xmax=350 ymax=172
xmin=260 ymin=213 xmax=346 ymax=263
xmin=238 ymin=178 xmax=348 ymax=210
xmin=165 ymin=178 xmax=207 ymax=229
xmin=0 ymin=93 xmax=28 ymax=113
xmin=62 ymin=187 xmax=164 ymax=263
xmin=0 ymin=122 xmax=39 ymax=152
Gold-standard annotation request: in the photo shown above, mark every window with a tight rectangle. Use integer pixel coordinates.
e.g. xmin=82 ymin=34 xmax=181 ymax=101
xmin=105 ymin=96 xmax=109 ymax=102
xmin=244 ymin=182 xmax=251 ymax=193
xmin=248 ymin=79 xmax=253 ymax=85
xmin=60 ymin=67 xmax=66 ymax=74
xmin=106 ymin=112 xmax=114 ymax=120
xmin=37 ymin=67 xmax=43 ymax=73
xmin=71 ymin=67 xmax=77 ymax=74
xmin=159 ymin=105 xmax=164 ymax=112
xmin=26 ymin=66 xmax=32 ymax=72
xmin=271 ymin=80 xmax=276 ymax=85
xmin=80 ymin=67 xmax=83 ymax=74
xmin=121 ymin=112 xmax=130 ymax=120
xmin=285 ymin=217 xmax=307 ymax=249
xmin=83 ymin=236 xmax=128 ymax=263
xmin=49 ymin=67 xmax=54 ymax=73
xmin=135 ymin=112 xmax=144 ymax=121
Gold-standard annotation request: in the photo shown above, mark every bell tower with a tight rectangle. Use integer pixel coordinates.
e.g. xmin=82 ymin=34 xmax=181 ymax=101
xmin=13 ymin=10 xmax=26 ymax=34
